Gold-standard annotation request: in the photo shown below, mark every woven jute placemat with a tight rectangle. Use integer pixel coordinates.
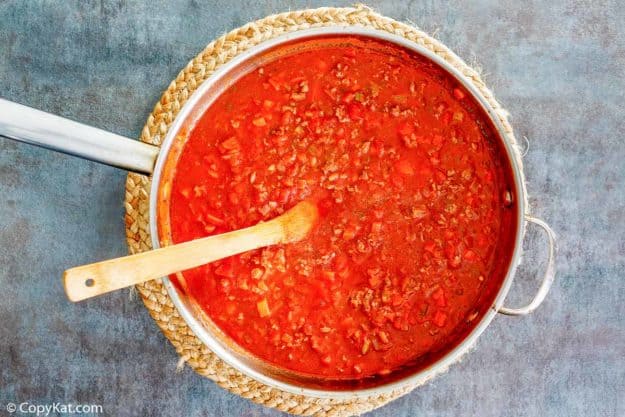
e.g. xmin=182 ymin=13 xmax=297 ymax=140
xmin=124 ymin=5 xmax=525 ymax=416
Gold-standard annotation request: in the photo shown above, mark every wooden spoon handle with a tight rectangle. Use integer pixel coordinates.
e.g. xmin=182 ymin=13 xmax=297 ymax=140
xmin=63 ymin=220 xmax=283 ymax=302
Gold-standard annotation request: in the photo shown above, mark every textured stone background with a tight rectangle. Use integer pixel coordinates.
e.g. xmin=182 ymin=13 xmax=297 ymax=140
xmin=0 ymin=1 xmax=623 ymax=416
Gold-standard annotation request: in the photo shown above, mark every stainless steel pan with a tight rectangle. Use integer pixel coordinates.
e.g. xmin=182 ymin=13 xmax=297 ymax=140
xmin=0 ymin=26 xmax=556 ymax=399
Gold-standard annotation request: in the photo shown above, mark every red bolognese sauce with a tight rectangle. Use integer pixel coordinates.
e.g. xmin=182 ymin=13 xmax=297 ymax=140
xmin=166 ymin=36 xmax=517 ymax=379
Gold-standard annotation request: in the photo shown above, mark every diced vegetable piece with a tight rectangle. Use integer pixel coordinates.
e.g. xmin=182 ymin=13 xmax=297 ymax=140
xmin=257 ymin=298 xmax=271 ymax=318
xmin=433 ymin=310 xmax=448 ymax=327
xmin=221 ymin=137 xmax=240 ymax=150
xmin=252 ymin=116 xmax=267 ymax=127
xmin=361 ymin=338 xmax=371 ymax=355
xmin=395 ymin=159 xmax=414 ymax=176
xmin=342 ymin=225 xmax=357 ymax=240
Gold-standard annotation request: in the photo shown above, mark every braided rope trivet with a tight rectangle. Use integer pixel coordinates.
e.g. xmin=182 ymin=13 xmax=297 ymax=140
xmin=124 ymin=5 xmax=526 ymax=416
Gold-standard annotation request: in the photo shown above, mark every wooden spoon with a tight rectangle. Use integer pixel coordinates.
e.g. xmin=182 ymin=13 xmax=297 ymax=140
xmin=63 ymin=200 xmax=318 ymax=302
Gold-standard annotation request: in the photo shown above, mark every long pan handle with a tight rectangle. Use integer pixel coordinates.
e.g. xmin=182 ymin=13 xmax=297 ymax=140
xmin=0 ymin=98 xmax=159 ymax=175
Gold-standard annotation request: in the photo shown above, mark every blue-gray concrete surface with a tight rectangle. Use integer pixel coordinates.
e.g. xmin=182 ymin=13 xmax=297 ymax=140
xmin=1 ymin=1 xmax=623 ymax=416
